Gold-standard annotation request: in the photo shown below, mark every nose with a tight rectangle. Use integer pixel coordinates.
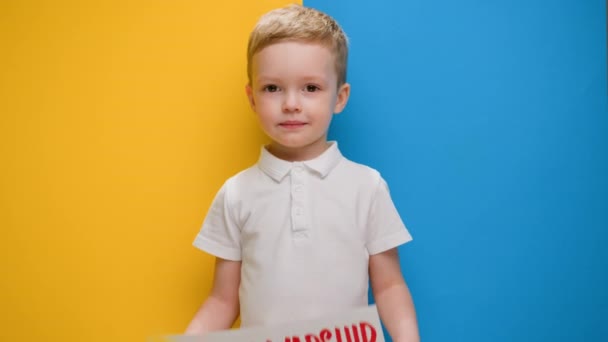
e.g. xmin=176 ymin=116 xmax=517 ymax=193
xmin=282 ymin=90 xmax=301 ymax=113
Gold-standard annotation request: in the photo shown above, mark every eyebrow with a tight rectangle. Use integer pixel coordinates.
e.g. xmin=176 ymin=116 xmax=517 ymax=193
xmin=255 ymin=75 xmax=329 ymax=84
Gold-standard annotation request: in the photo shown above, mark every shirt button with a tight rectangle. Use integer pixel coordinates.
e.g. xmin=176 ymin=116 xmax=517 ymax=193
xmin=294 ymin=185 xmax=303 ymax=192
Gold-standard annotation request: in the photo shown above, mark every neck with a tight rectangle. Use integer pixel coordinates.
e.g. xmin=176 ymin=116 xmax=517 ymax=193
xmin=267 ymin=141 xmax=331 ymax=162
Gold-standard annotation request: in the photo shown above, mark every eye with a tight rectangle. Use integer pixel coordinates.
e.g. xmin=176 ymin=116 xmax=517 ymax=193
xmin=305 ymin=85 xmax=320 ymax=92
xmin=263 ymin=84 xmax=279 ymax=92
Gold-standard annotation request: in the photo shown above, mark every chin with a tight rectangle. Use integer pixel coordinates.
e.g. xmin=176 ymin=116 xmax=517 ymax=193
xmin=271 ymin=138 xmax=306 ymax=148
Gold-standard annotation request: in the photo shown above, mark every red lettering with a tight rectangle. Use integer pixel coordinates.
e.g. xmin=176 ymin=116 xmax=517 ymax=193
xmin=359 ymin=322 xmax=377 ymax=342
xmin=280 ymin=321 xmax=377 ymax=342
xmin=352 ymin=325 xmax=361 ymax=342
xmin=320 ymin=329 xmax=332 ymax=342
xmin=305 ymin=334 xmax=320 ymax=342
xmin=345 ymin=326 xmax=354 ymax=342
xmin=335 ymin=327 xmax=343 ymax=342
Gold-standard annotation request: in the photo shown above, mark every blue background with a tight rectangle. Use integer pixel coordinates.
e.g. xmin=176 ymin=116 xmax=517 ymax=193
xmin=307 ymin=0 xmax=608 ymax=341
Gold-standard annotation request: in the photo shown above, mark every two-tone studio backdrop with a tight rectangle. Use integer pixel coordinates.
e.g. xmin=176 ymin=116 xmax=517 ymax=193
xmin=1 ymin=1 xmax=605 ymax=341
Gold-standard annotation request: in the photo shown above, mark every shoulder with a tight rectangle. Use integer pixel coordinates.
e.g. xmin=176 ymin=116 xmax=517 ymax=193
xmin=218 ymin=161 xmax=279 ymax=207
xmin=336 ymin=156 xmax=384 ymax=187
xmin=223 ymin=164 xmax=260 ymax=185
xmin=220 ymin=164 xmax=262 ymax=196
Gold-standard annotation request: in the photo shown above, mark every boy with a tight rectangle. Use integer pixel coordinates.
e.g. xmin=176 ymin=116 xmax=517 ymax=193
xmin=186 ymin=4 xmax=419 ymax=342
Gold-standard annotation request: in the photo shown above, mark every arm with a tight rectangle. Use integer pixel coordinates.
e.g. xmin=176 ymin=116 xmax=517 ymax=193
xmin=185 ymin=257 xmax=241 ymax=335
xmin=369 ymin=248 xmax=419 ymax=342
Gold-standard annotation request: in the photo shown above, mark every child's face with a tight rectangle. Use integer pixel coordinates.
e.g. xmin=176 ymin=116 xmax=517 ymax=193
xmin=246 ymin=41 xmax=350 ymax=160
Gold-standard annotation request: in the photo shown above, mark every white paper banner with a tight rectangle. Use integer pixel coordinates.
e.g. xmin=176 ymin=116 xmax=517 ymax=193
xmin=154 ymin=305 xmax=385 ymax=342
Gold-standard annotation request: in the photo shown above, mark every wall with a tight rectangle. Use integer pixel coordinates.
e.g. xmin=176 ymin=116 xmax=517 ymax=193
xmin=3 ymin=1 xmax=606 ymax=341
xmin=307 ymin=0 xmax=608 ymax=341
xmin=0 ymin=1 xmax=294 ymax=341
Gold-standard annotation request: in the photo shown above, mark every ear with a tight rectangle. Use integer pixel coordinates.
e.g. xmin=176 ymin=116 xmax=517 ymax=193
xmin=333 ymin=83 xmax=351 ymax=114
xmin=245 ymin=84 xmax=256 ymax=111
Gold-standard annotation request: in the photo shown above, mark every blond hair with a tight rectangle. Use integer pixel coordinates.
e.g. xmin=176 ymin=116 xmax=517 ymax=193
xmin=247 ymin=4 xmax=349 ymax=87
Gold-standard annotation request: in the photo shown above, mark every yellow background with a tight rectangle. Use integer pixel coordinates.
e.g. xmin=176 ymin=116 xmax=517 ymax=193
xmin=0 ymin=1 xmax=298 ymax=341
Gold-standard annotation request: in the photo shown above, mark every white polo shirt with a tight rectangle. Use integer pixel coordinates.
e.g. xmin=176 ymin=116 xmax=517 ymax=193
xmin=193 ymin=142 xmax=412 ymax=327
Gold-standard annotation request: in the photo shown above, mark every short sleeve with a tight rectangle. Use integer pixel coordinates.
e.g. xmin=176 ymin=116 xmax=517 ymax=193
xmin=193 ymin=180 xmax=242 ymax=261
xmin=365 ymin=177 xmax=413 ymax=255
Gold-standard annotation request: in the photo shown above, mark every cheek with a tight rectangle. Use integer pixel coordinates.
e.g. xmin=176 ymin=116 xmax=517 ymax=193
xmin=311 ymin=96 xmax=336 ymax=114
xmin=255 ymin=104 xmax=274 ymax=122
xmin=254 ymin=105 xmax=276 ymax=127
xmin=254 ymin=95 xmax=276 ymax=111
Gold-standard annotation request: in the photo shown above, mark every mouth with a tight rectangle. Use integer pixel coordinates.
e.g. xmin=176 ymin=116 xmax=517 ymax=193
xmin=279 ymin=121 xmax=307 ymax=129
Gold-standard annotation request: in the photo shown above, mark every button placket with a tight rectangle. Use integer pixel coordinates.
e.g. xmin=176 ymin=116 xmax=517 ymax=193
xmin=290 ymin=164 xmax=308 ymax=234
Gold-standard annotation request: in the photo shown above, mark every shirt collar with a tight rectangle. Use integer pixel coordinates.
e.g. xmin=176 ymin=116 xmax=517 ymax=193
xmin=258 ymin=141 xmax=343 ymax=182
